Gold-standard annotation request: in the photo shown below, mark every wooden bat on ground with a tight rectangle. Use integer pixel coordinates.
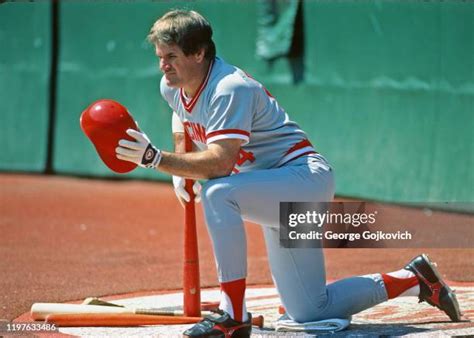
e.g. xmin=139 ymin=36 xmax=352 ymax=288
xmin=44 ymin=313 xmax=265 ymax=328
xmin=83 ymin=296 xmax=218 ymax=311
xmin=30 ymin=303 xmax=213 ymax=321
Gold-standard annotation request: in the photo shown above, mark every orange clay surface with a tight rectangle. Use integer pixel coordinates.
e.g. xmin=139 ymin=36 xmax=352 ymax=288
xmin=0 ymin=173 xmax=473 ymax=321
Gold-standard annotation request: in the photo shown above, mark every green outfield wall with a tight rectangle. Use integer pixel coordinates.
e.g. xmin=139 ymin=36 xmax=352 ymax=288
xmin=0 ymin=1 xmax=472 ymax=203
xmin=0 ymin=2 xmax=51 ymax=172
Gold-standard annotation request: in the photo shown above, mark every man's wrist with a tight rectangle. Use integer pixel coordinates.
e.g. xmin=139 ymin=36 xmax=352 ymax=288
xmin=151 ymin=148 xmax=162 ymax=169
xmin=141 ymin=144 xmax=162 ymax=169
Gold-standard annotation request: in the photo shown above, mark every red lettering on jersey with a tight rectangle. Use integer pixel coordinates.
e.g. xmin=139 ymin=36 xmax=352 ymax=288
xmin=194 ymin=123 xmax=206 ymax=143
xmin=183 ymin=121 xmax=207 ymax=143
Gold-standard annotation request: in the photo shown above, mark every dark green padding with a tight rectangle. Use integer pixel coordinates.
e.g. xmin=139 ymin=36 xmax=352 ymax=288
xmin=0 ymin=2 xmax=51 ymax=172
xmin=282 ymin=1 xmax=473 ymax=202
xmin=20 ymin=1 xmax=474 ymax=203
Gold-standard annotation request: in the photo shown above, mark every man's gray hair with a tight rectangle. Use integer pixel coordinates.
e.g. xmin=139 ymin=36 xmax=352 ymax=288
xmin=148 ymin=10 xmax=216 ymax=60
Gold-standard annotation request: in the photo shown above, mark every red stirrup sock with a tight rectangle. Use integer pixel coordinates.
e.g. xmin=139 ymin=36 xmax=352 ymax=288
xmin=219 ymin=278 xmax=247 ymax=322
xmin=382 ymin=273 xmax=419 ymax=299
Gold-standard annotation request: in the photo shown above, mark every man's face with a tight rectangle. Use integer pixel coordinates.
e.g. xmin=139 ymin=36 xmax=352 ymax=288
xmin=155 ymin=43 xmax=202 ymax=89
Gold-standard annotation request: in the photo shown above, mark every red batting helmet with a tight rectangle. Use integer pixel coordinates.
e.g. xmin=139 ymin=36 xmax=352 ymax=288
xmin=80 ymin=99 xmax=138 ymax=173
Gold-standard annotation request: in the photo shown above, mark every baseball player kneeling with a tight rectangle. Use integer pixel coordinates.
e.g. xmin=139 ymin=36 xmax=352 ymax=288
xmin=115 ymin=9 xmax=462 ymax=337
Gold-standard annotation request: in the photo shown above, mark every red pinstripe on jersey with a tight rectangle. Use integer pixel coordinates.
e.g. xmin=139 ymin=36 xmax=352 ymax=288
xmin=180 ymin=59 xmax=214 ymax=113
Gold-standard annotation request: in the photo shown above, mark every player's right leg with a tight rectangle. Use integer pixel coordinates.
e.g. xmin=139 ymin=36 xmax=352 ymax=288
xmin=388 ymin=254 xmax=461 ymax=322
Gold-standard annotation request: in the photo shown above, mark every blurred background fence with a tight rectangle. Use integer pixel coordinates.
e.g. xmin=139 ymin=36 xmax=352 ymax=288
xmin=0 ymin=0 xmax=472 ymax=204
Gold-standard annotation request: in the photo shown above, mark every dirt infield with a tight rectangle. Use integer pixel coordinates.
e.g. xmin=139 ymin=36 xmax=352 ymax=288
xmin=0 ymin=173 xmax=473 ymax=322
xmin=11 ymin=285 xmax=474 ymax=336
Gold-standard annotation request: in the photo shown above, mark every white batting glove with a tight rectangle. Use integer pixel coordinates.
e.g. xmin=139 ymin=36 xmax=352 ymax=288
xmin=116 ymin=129 xmax=162 ymax=169
xmin=172 ymin=176 xmax=201 ymax=203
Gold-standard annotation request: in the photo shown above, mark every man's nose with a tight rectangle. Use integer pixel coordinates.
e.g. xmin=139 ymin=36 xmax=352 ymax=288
xmin=160 ymin=60 xmax=171 ymax=72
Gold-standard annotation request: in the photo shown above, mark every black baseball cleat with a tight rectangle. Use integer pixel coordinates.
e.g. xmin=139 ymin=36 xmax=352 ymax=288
xmin=183 ymin=309 xmax=252 ymax=338
xmin=405 ymin=254 xmax=462 ymax=322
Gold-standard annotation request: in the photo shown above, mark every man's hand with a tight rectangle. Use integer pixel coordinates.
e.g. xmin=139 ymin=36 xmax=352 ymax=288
xmin=116 ymin=129 xmax=162 ymax=169
xmin=172 ymin=176 xmax=202 ymax=207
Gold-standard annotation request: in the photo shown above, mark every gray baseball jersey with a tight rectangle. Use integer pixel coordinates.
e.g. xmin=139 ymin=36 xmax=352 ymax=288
xmin=160 ymin=57 xmax=321 ymax=173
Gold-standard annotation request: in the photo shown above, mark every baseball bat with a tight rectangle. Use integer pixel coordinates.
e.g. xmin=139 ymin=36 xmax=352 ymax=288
xmin=183 ymin=130 xmax=201 ymax=317
xmin=30 ymin=303 xmax=213 ymax=321
xmin=83 ymin=297 xmax=218 ymax=312
xmin=45 ymin=313 xmax=203 ymax=327
xmin=45 ymin=313 xmax=265 ymax=328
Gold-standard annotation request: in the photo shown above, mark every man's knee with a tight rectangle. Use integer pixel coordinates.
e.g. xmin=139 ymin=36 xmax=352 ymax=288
xmin=201 ymin=178 xmax=235 ymax=207
xmin=287 ymin=309 xmax=317 ymax=323
xmin=201 ymin=178 xmax=243 ymax=231
xmin=285 ymin=302 xmax=326 ymax=323
xmin=283 ymin=290 xmax=329 ymax=323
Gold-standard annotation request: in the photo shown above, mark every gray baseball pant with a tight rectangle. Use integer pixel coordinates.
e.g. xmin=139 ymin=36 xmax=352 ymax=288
xmin=201 ymin=155 xmax=388 ymax=322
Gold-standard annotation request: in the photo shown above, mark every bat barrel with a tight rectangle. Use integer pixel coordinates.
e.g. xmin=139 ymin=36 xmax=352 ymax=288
xmin=30 ymin=303 xmax=130 ymax=320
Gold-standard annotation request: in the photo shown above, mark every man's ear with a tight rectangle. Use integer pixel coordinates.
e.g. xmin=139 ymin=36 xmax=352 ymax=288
xmin=194 ymin=48 xmax=206 ymax=63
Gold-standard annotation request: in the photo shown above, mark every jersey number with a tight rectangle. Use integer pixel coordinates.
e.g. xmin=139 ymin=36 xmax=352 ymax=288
xmin=233 ymin=149 xmax=255 ymax=174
